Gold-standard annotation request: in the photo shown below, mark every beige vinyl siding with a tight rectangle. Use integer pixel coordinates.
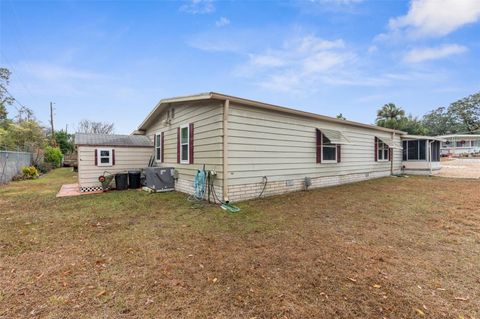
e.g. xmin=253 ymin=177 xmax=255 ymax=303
xmin=78 ymin=146 xmax=153 ymax=188
xmin=228 ymin=103 xmax=402 ymax=186
xmin=144 ymin=100 xmax=224 ymax=194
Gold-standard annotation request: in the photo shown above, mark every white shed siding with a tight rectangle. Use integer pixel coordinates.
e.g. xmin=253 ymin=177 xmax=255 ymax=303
xmin=144 ymin=100 xmax=224 ymax=197
xmin=227 ymin=103 xmax=402 ymax=201
xmin=78 ymin=146 xmax=153 ymax=189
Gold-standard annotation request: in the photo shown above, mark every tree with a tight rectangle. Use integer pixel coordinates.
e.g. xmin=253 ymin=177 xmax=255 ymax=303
xmin=376 ymin=103 xmax=406 ymax=130
xmin=55 ymin=130 xmax=74 ymax=155
xmin=0 ymin=120 xmax=47 ymax=152
xmin=422 ymin=107 xmax=464 ymax=135
xmin=399 ymin=115 xmax=429 ymax=135
xmin=77 ymin=119 xmax=114 ymax=134
xmin=0 ymin=68 xmax=14 ymax=130
xmin=447 ymin=92 xmax=480 ymax=133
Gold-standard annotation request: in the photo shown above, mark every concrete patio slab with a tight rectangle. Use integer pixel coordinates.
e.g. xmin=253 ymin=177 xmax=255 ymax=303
xmin=56 ymin=183 xmax=103 ymax=197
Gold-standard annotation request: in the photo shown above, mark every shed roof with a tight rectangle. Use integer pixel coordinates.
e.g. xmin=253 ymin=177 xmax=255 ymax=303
xmin=74 ymin=133 xmax=153 ymax=147
xmin=137 ymin=92 xmax=406 ymax=135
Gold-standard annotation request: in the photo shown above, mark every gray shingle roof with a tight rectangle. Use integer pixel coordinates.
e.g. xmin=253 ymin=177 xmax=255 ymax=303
xmin=74 ymin=133 xmax=153 ymax=147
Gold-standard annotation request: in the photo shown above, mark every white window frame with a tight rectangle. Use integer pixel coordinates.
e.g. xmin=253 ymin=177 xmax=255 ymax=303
xmin=97 ymin=148 xmax=113 ymax=167
xmin=377 ymin=140 xmax=389 ymax=161
xmin=321 ymin=135 xmax=337 ymax=163
xmin=180 ymin=124 xmax=190 ymax=164
xmin=155 ymin=133 xmax=162 ymax=162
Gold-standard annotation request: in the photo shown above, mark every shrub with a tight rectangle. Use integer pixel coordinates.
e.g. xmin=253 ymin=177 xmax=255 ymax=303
xmin=35 ymin=162 xmax=54 ymax=174
xmin=21 ymin=166 xmax=39 ymax=179
xmin=44 ymin=146 xmax=63 ymax=168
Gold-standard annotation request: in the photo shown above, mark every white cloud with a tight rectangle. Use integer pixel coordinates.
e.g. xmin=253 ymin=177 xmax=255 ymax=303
xmin=403 ymin=44 xmax=468 ymax=63
xmin=215 ymin=17 xmax=230 ymax=27
xmin=235 ymin=35 xmax=356 ymax=92
xmin=180 ymin=0 xmax=214 ymax=14
xmin=388 ymin=0 xmax=480 ymax=38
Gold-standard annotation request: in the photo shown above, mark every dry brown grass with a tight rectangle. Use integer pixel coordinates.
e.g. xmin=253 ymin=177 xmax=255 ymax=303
xmin=1 ymin=169 xmax=479 ymax=318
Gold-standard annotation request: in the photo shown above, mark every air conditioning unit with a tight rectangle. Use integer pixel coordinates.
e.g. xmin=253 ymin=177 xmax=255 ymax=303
xmin=143 ymin=167 xmax=175 ymax=192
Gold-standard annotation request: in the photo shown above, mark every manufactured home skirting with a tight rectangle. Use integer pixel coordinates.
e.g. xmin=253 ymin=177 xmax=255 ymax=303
xmin=227 ymin=170 xmax=393 ymax=202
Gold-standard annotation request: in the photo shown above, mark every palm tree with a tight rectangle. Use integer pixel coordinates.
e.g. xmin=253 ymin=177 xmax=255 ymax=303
xmin=376 ymin=103 xmax=405 ymax=129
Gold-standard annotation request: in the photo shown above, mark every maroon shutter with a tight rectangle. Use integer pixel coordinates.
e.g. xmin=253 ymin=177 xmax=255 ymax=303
xmin=337 ymin=144 xmax=341 ymax=163
xmin=374 ymin=137 xmax=378 ymax=162
xmin=161 ymin=132 xmax=164 ymax=163
xmin=389 ymin=148 xmax=392 ymax=162
xmin=316 ymin=129 xmax=322 ymax=163
xmin=177 ymin=127 xmax=180 ymax=163
xmin=153 ymin=134 xmax=157 ymax=160
xmin=189 ymin=123 xmax=194 ymax=164
xmin=112 ymin=149 xmax=115 ymax=165
xmin=94 ymin=149 xmax=98 ymax=166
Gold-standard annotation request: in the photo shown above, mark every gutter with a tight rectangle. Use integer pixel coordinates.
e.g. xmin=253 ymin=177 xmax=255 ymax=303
xmin=223 ymin=99 xmax=230 ymax=203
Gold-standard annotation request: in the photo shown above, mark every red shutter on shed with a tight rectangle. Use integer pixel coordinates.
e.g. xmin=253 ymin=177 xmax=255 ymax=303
xmin=316 ymin=129 xmax=322 ymax=163
xmin=374 ymin=137 xmax=378 ymax=162
xmin=177 ymin=127 xmax=180 ymax=163
xmin=337 ymin=144 xmax=341 ymax=163
xmin=189 ymin=123 xmax=194 ymax=164
xmin=161 ymin=132 xmax=164 ymax=163
xmin=94 ymin=149 xmax=98 ymax=166
xmin=112 ymin=149 xmax=115 ymax=165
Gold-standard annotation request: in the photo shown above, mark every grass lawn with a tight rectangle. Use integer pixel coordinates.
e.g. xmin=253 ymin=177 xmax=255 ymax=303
xmin=1 ymin=168 xmax=479 ymax=318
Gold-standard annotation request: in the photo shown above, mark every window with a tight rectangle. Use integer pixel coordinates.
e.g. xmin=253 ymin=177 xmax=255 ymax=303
xmin=155 ymin=133 xmax=162 ymax=161
xmin=97 ymin=148 xmax=113 ymax=166
xmin=377 ymin=140 xmax=389 ymax=161
xmin=404 ymin=140 xmax=427 ymax=161
xmin=456 ymin=141 xmax=465 ymax=147
xmin=322 ymin=134 xmax=337 ymax=162
xmin=180 ymin=124 xmax=189 ymax=164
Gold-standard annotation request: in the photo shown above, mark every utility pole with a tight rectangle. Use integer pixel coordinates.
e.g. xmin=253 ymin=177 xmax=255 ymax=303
xmin=50 ymin=102 xmax=56 ymax=146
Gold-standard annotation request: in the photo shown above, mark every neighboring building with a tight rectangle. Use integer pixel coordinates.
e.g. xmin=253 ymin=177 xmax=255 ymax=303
xmin=74 ymin=93 xmax=448 ymax=201
xmin=437 ymin=134 xmax=480 ymax=156
xmin=401 ymin=135 xmax=444 ymax=175
xmin=75 ymin=133 xmax=153 ymax=192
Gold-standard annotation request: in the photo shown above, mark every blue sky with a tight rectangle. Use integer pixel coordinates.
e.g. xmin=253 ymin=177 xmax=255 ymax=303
xmin=1 ymin=0 xmax=479 ymax=134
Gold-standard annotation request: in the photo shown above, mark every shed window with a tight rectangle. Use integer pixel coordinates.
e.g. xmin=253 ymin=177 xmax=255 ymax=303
xmin=97 ymin=148 xmax=113 ymax=166
xmin=155 ymin=133 xmax=162 ymax=161
xmin=180 ymin=124 xmax=189 ymax=164
xmin=322 ymin=134 xmax=337 ymax=162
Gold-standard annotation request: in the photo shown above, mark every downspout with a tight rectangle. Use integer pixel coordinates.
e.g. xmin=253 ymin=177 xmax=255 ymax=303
xmin=391 ymin=131 xmax=395 ymax=175
xmin=223 ymin=99 xmax=230 ymax=203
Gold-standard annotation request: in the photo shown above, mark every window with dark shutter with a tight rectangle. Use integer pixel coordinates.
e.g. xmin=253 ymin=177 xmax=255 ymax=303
xmin=179 ymin=124 xmax=191 ymax=164
xmin=337 ymin=144 xmax=341 ymax=163
xmin=155 ymin=133 xmax=162 ymax=162
xmin=374 ymin=137 xmax=378 ymax=162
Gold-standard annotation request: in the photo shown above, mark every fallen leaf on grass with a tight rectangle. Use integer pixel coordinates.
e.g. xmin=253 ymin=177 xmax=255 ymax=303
xmin=96 ymin=290 xmax=106 ymax=297
xmin=348 ymin=277 xmax=357 ymax=283
xmin=373 ymin=284 xmax=381 ymax=288
xmin=454 ymin=296 xmax=469 ymax=301
xmin=415 ymin=308 xmax=425 ymax=316
xmin=212 ymin=278 xmax=218 ymax=283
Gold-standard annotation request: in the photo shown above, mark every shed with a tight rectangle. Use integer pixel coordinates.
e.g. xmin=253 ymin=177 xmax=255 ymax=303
xmin=74 ymin=133 xmax=153 ymax=192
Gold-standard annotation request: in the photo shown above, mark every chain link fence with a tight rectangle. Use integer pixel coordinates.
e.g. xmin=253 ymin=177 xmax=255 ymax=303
xmin=0 ymin=151 xmax=33 ymax=185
